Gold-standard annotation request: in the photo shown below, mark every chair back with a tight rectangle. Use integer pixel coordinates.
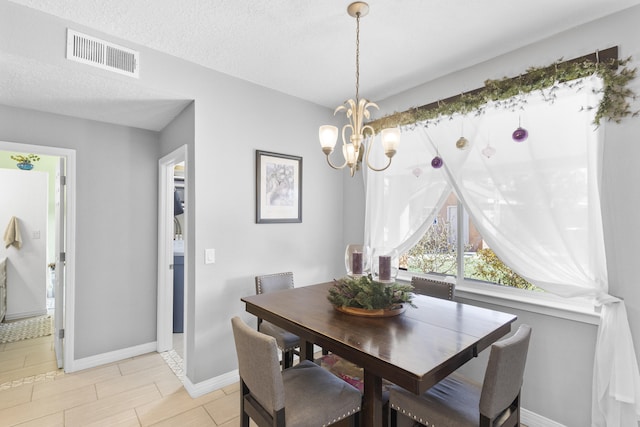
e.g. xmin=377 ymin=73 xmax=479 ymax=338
xmin=479 ymin=324 xmax=532 ymax=420
xmin=231 ymin=316 xmax=285 ymax=414
xmin=411 ymin=276 xmax=455 ymax=300
xmin=255 ymin=272 xmax=294 ymax=295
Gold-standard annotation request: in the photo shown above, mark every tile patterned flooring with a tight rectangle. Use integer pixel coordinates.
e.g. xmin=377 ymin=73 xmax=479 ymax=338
xmin=0 ymin=331 xmax=528 ymax=426
xmin=0 ymin=332 xmax=254 ymax=426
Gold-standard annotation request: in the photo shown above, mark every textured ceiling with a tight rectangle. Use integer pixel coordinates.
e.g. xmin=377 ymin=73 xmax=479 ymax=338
xmin=3 ymin=0 xmax=640 ymax=130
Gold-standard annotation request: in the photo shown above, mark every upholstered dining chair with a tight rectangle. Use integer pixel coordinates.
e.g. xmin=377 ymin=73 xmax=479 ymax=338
xmin=255 ymin=272 xmax=300 ymax=369
xmin=231 ymin=316 xmax=362 ymax=427
xmin=410 ymin=276 xmax=455 ymax=300
xmin=389 ymin=324 xmax=532 ymax=427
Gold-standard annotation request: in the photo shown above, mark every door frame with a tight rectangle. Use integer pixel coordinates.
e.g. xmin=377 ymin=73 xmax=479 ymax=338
xmin=157 ymin=145 xmax=188 ymax=360
xmin=54 ymin=157 xmax=65 ymax=368
xmin=0 ymin=140 xmax=76 ymax=371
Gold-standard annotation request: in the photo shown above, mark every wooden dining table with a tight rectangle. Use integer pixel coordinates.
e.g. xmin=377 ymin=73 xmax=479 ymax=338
xmin=241 ymin=281 xmax=517 ymax=427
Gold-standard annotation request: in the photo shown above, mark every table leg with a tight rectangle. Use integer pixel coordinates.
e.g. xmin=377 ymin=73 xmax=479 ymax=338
xmin=299 ymin=339 xmax=315 ymax=361
xmin=363 ymin=369 xmax=383 ymax=427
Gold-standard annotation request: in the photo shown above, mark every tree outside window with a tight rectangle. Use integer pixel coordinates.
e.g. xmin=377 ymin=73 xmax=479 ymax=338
xmin=400 ymin=192 xmax=542 ymax=291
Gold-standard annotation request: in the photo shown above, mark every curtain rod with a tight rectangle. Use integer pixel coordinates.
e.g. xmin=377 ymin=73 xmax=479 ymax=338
xmin=369 ymin=46 xmax=619 ymax=131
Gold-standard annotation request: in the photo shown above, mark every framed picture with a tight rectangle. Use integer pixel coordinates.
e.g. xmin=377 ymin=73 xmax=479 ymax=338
xmin=255 ymin=150 xmax=302 ymax=223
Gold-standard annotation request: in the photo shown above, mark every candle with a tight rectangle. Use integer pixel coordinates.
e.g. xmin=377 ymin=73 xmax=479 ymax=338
xmin=352 ymin=251 xmax=363 ymax=275
xmin=379 ymin=255 xmax=391 ymax=281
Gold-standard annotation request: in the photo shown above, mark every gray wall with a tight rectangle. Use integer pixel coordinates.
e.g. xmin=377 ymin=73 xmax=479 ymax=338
xmin=0 ymin=105 xmax=161 ymax=359
xmin=345 ymin=5 xmax=640 ymax=426
xmin=455 ymin=301 xmax=597 ymax=427
xmin=0 ymin=3 xmax=346 ymax=385
xmin=137 ymin=24 xmax=347 ymax=381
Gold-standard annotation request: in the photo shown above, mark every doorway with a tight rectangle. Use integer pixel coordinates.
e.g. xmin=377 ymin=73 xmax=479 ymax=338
xmin=157 ymin=145 xmax=188 ymax=378
xmin=0 ymin=140 xmax=76 ymax=373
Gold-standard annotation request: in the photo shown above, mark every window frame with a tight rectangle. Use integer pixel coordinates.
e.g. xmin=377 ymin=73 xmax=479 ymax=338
xmin=398 ymin=196 xmax=599 ymax=325
xmin=398 ymin=269 xmax=598 ymax=324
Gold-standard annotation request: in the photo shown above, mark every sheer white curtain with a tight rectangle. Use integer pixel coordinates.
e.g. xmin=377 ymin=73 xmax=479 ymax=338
xmin=364 ymin=127 xmax=451 ymax=256
xmin=364 ymin=75 xmax=640 ymax=426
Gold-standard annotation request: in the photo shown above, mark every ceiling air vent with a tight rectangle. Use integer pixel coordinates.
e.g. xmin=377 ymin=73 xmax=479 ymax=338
xmin=66 ymin=29 xmax=139 ymax=78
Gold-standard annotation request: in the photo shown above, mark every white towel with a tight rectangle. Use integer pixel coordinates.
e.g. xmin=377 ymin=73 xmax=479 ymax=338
xmin=3 ymin=216 xmax=22 ymax=249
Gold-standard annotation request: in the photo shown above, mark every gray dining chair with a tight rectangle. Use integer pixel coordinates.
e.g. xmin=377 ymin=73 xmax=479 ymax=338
xmin=411 ymin=276 xmax=455 ymax=300
xmin=255 ymin=272 xmax=300 ymax=369
xmin=231 ymin=316 xmax=362 ymax=427
xmin=389 ymin=324 xmax=532 ymax=427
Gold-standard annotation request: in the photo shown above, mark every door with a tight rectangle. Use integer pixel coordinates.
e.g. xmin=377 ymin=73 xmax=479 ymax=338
xmin=54 ymin=157 xmax=66 ymax=368
xmin=157 ymin=146 xmax=187 ymax=355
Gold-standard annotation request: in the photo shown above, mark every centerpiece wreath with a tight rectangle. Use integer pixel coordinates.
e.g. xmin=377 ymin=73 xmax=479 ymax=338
xmin=327 ymin=275 xmax=415 ymax=317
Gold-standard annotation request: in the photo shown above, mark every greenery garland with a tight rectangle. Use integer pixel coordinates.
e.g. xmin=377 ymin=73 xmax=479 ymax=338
xmin=327 ymin=275 xmax=415 ymax=310
xmin=370 ymin=56 xmax=637 ymax=133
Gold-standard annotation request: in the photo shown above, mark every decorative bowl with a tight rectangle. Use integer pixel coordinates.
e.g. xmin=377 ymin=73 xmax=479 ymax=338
xmin=334 ymin=305 xmax=406 ymax=318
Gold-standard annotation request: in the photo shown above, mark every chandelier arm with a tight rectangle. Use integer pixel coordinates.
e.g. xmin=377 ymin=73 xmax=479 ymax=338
xmin=361 ymin=124 xmax=375 ymax=138
xmin=363 ymin=125 xmax=393 ymax=172
xmin=342 ymin=124 xmax=354 ymax=147
xmin=365 ymin=154 xmax=393 ymax=172
xmin=325 ymin=154 xmax=348 ymax=170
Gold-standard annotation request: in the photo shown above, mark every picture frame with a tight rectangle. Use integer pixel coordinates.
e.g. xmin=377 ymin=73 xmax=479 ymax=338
xmin=255 ymin=150 xmax=302 ymax=223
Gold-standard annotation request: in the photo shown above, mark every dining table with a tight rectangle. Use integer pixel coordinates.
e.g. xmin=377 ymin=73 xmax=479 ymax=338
xmin=241 ymin=281 xmax=517 ymax=427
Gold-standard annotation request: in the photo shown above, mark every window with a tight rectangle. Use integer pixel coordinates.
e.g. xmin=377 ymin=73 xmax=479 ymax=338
xmin=365 ymin=75 xmax=605 ymax=308
xmin=400 ymin=191 xmax=542 ymax=291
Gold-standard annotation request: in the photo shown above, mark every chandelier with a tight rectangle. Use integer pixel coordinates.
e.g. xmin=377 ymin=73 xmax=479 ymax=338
xmin=318 ymin=2 xmax=400 ymax=177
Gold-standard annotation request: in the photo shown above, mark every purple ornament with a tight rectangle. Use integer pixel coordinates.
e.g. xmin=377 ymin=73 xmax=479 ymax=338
xmin=512 ymin=127 xmax=528 ymax=142
xmin=431 ymin=156 xmax=443 ymax=169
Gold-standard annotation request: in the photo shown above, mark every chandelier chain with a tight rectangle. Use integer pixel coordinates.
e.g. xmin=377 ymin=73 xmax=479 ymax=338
xmin=355 ymin=12 xmax=360 ymax=103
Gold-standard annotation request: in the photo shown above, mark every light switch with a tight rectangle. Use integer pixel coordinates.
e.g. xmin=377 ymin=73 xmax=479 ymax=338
xmin=205 ymin=248 xmax=215 ymax=264
xmin=32 ymin=230 xmax=41 ymax=239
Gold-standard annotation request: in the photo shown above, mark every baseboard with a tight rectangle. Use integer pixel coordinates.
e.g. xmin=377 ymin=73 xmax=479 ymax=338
xmin=4 ymin=309 xmax=48 ymax=321
xmin=68 ymin=341 xmax=158 ymax=373
xmin=184 ymin=369 xmax=239 ymax=398
xmin=521 ymin=408 xmax=566 ymax=427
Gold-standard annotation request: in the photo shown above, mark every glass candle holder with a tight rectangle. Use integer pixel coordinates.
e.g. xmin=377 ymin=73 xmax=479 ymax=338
xmin=345 ymin=244 xmax=370 ymax=277
xmin=371 ymin=248 xmax=399 ymax=283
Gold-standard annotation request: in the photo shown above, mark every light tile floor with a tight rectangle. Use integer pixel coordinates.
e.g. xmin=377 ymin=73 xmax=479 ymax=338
xmin=0 ymin=332 xmax=254 ymax=426
xmin=0 ymin=332 xmax=528 ymax=426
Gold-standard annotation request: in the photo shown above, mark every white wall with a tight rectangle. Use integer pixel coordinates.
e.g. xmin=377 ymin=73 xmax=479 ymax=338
xmin=0 ymin=168 xmax=47 ymax=319
xmin=348 ymin=5 xmax=640 ymax=426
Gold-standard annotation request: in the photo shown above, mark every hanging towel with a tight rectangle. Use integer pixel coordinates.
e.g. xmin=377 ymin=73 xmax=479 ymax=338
xmin=3 ymin=216 xmax=22 ymax=249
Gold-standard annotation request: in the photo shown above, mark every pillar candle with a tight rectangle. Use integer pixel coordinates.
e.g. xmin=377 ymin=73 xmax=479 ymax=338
xmin=352 ymin=251 xmax=363 ymax=275
xmin=379 ymin=255 xmax=391 ymax=281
